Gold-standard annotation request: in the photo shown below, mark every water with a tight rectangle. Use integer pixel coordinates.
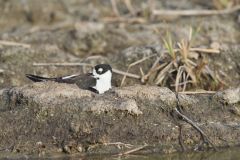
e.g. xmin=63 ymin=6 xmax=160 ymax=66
xmin=1 ymin=147 xmax=240 ymax=160
xmin=95 ymin=147 xmax=240 ymax=160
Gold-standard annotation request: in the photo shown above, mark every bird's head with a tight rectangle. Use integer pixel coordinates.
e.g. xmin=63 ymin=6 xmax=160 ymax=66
xmin=91 ymin=64 xmax=112 ymax=94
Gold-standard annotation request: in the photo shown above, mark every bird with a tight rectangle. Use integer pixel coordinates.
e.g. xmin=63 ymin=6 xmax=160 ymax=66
xmin=26 ymin=64 xmax=112 ymax=94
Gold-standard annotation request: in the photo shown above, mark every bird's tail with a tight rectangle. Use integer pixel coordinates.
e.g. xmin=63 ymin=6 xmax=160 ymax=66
xmin=26 ymin=74 xmax=56 ymax=82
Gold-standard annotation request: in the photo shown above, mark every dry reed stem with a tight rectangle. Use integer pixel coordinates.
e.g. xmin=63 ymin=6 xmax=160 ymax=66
xmin=102 ymin=17 xmax=146 ymax=24
xmin=104 ymin=142 xmax=133 ymax=148
xmin=118 ymin=144 xmax=148 ymax=156
xmin=141 ymin=57 xmax=160 ymax=82
xmin=139 ymin=67 xmax=145 ymax=83
xmin=178 ymin=40 xmax=190 ymax=63
xmin=84 ymin=55 xmax=106 ymax=60
xmin=142 ymin=62 xmax=168 ymax=83
xmin=182 ymin=72 xmax=189 ymax=92
xmin=171 ymin=80 xmax=193 ymax=87
xmin=124 ymin=0 xmax=135 ymax=15
xmin=162 ymin=48 xmax=220 ymax=55
xmin=190 ymin=48 xmax=220 ymax=54
xmin=152 ymin=5 xmax=240 ymax=17
xmin=0 ymin=40 xmax=31 ymax=48
xmin=111 ymin=0 xmax=120 ymax=16
xmin=179 ymin=91 xmax=216 ymax=94
xmin=33 ymin=62 xmax=92 ymax=67
xmin=113 ymin=68 xmax=140 ymax=79
xmin=155 ymin=61 xmax=173 ymax=85
xmin=185 ymin=66 xmax=197 ymax=84
xmin=186 ymin=59 xmax=197 ymax=67
xmin=175 ymin=66 xmax=185 ymax=92
xmin=120 ymin=54 xmax=157 ymax=86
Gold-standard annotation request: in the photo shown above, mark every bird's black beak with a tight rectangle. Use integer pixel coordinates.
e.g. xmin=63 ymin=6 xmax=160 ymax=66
xmin=87 ymin=72 xmax=93 ymax=76
xmin=88 ymin=73 xmax=99 ymax=80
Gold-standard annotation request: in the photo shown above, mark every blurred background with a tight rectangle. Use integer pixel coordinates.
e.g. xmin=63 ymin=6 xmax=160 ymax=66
xmin=0 ymin=0 xmax=239 ymax=91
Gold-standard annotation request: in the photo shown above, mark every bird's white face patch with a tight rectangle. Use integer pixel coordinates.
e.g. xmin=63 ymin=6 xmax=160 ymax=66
xmin=92 ymin=68 xmax=112 ymax=94
xmin=98 ymin=68 xmax=103 ymax=73
xmin=92 ymin=68 xmax=99 ymax=78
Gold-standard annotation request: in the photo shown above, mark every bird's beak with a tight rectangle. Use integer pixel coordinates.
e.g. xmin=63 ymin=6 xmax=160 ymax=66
xmin=87 ymin=72 xmax=93 ymax=76
xmin=88 ymin=72 xmax=99 ymax=80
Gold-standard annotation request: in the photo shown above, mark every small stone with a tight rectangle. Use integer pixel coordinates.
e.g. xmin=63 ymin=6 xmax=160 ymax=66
xmin=0 ymin=69 xmax=4 ymax=73
xmin=36 ymin=141 xmax=45 ymax=148
xmin=63 ymin=145 xmax=71 ymax=153
xmin=229 ymin=107 xmax=240 ymax=116
xmin=214 ymin=87 xmax=240 ymax=104
xmin=57 ymin=148 xmax=63 ymax=152
xmin=36 ymin=141 xmax=43 ymax=146
xmin=77 ymin=144 xmax=83 ymax=152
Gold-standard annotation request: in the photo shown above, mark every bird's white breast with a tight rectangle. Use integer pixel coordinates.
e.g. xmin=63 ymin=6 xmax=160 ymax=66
xmin=92 ymin=70 xmax=112 ymax=94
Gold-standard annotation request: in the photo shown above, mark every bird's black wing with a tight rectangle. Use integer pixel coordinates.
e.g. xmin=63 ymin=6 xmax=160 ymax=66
xmin=26 ymin=74 xmax=56 ymax=82
xmin=64 ymin=74 xmax=97 ymax=90
xmin=26 ymin=73 xmax=96 ymax=90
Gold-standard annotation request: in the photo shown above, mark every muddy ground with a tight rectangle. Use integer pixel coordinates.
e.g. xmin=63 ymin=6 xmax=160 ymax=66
xmin=0 ymin=0 xmax=240 ymax=157
xmin=0 ymin=83 xmax=240 ymax=156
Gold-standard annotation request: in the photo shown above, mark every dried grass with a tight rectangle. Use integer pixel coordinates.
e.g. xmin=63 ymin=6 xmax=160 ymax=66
xmin=120 ymin=27 xmax=224 ymax=92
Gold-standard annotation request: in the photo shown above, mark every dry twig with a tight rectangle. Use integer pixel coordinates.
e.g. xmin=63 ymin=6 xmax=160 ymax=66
xmin=182 ymin=72 xmax=189 ymax=92
xmin=162 ymin=48 xmax=220 ymax=56
xmin=104 ymin=142 xmax=133 ymax=148
xmin=141 ymin=57 xmax=161 ymax=83
xmin=155 ymin=61 xmax=174 ymax=85
xmin=117 ymin=144 xmax=148 ymax=156
xmin=190 ymin=48 xmax=220 ymax=54
xmin=175 ymin=66 xmax=185 ymax=92
xmin=33 ymin=62 xmax=92 ymax=67
xmin=120 ymin=54 xmax=157 ymax=86
xmin=152 ymin=5 xmax=240 ymax=17
xmin=174 ymin=108 xmax=217 ymax=150
xmin=113 ymin=68 xmax=140 ymax=79
xmin=179 ymin=91 xmax=216 ymax=94
xmin=111 ymin=0 xmax=120 ymax=16
xmin=0 ymin=40 xmax=31 ymax=48
xmin=102 ymin=17 xmax=146 ymax=24
xmin=124 ymin=0 xmax=135 ymax=15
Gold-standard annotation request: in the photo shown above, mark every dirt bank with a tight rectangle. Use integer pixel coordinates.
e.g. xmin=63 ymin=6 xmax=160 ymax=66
xmin=0 ymin=83 xmax=240 ymax=155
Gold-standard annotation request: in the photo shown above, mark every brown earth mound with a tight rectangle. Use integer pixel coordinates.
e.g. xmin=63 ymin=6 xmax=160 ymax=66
xmin=0 ymin=83 xmax=240 ymax=155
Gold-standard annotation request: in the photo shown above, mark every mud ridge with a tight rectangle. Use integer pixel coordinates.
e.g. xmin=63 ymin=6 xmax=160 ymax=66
xmin=0 ymin=83 xmax=240 ymax=155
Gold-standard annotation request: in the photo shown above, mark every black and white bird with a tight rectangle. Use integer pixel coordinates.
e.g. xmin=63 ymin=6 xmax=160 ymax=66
xmin=26 ymin=64 xmax=112 ymax=94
